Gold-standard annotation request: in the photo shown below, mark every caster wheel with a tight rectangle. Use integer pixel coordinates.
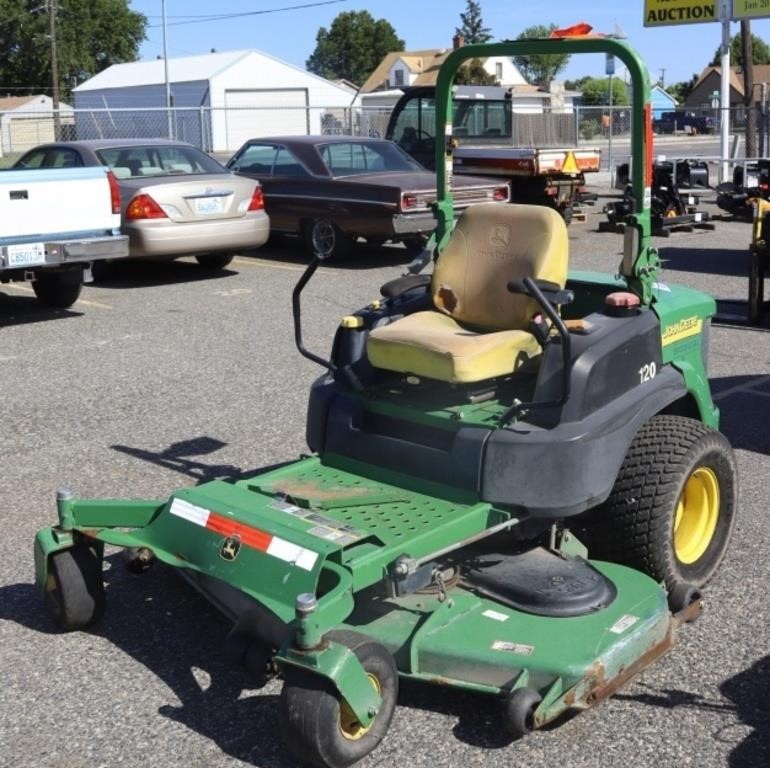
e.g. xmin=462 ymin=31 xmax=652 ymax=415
xmin=503 ymin=687 xmax=542 ymax=739
xmin=44 ymin=543 xmax=105 ymax=630
xmin=667 ymin=582 xmax=703 ymax=619
xmin=279 ymin=631 xmax=397 ymax=768
xmin=224 ymin=630 xmax=273 ymax=688
xmin=122 ymin=546 xmax=155 ymax=574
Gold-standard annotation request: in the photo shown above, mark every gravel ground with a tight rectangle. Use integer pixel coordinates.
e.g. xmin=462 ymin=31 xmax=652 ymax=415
xmin=0 ymin=189 xmax=768 ymax=768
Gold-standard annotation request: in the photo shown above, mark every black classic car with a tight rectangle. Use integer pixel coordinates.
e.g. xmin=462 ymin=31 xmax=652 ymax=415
xmin=226 ymin=135 xmax=509 ymax=258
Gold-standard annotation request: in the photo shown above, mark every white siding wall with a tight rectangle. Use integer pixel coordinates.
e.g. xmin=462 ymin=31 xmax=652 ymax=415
xmin=208 ymin=52 xmax=353 ymax=149
xmin=483 ymin=57 xmax=527 ymax=87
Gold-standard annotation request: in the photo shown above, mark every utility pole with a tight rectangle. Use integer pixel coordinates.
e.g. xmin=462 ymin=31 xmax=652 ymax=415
xmin=48 ymin=0 xmax=61 ymax=137
xmin=741 ymin=19 xmax=756 ymax=159
xmin=658 ymin=68 xmax=666 ymax=88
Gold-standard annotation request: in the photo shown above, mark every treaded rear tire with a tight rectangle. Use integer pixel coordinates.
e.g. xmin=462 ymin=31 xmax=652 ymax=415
xmin=579 ymin=415 xmax=737 ymax=590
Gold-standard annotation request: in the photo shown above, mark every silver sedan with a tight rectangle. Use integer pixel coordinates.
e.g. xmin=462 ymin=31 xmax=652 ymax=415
xmin=14 ymin=139 xmax=270 ymax=269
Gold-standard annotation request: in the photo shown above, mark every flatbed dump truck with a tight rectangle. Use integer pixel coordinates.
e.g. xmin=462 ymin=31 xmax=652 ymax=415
xmin=385 ymin=85 xmax=601 ymax=222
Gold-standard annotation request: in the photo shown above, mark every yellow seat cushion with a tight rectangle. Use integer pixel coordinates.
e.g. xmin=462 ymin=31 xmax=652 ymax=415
xmin=367 ymin=311 xmax=541 ymax=384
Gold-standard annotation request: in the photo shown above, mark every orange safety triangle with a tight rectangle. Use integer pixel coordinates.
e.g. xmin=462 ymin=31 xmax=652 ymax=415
xmin=562 ymin=151 xmax=579 ymax=173
xmin=550 ymin=22 xmax=594 ymax=38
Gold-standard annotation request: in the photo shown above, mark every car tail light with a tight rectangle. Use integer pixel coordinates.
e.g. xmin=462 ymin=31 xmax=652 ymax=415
xmin=126 ymin=193 xmax=168 ymax=220
xmin=401 ymin=193 xmax=418 ymax=210
xmin=107 ymin=170 xmax=121 ymax=214
xmin=493 ymin=187 xmax=508 ymax=202
xmin=247 ymin=186 xmax=264 ymax=211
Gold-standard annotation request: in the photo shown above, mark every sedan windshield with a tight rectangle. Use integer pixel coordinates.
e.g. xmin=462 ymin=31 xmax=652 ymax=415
xmin=316 ymin=141 xmax=423 ymax=177
xmin=96 ymin=145 xmax=227 ymax=179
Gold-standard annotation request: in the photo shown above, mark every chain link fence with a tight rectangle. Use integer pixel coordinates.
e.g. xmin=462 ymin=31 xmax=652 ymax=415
xmin=2 ymin=103 xmax=768 ymax=173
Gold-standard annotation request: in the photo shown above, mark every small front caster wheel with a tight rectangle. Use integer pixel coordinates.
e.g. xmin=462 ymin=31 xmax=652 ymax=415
xmin=44 ymin=543 xmax=105 ymax=630
xmin=503 ymin=687 xmax=542 ymax=739
xmin=224 ymin=630 xmax=273 ymax=688
xmin=667 ymin=582 xmax=703 ymax=619
xmin=279 ymin=632 xmax=397 ymax=768
xmin=122 ymin=546 xmax=155 ymax=574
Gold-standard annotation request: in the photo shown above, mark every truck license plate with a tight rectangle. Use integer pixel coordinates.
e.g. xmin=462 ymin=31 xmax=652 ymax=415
xmin=193 ymin=197 xmax=224 ymax=215
xmin=6 ymin=242 xmax=46 ymax=267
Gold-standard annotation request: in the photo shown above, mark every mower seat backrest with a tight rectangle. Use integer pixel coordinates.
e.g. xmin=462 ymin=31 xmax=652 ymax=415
xmin=431 ymin=202 xmax=568 ymax=330
xmin=365 ymin=204 xmax=569 ymax=384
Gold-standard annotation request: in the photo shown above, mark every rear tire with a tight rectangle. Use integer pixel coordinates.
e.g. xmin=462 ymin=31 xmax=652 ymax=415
xmin=44 ymin=543 xmax=105 ymax=630
xmin=304 ymin=218 xmax=350 ymax=260
xmin=32 ymin=272 xmax=82 ymax=309
xmin=195 ymin=253 xmax=234 ymax=269
xmin=579 ymin=415 xmax=737 ymax=590
xmin=279 ymin=631 xmax=397 ymax=768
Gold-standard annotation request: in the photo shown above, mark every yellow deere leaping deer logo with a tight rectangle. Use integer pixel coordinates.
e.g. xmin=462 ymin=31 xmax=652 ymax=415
xmin=220 ymin=535 xmax=241 ymax=562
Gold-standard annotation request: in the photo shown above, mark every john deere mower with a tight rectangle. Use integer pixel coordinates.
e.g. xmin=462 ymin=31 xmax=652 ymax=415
xmin=34 ymin=35 xmax=737 ymax=768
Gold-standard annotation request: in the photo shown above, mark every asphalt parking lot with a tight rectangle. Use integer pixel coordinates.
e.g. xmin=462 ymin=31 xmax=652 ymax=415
xmin=1 ymin=188 xmax=768 ymax=768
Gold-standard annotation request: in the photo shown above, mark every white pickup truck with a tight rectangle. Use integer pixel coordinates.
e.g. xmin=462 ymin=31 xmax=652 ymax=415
xmin=0 ymin=166 xmax=129 ymax=308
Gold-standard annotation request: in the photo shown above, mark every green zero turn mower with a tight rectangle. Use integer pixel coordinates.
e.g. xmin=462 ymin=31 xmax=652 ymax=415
xmin=35 ymin=35 xmax=737 ymax=768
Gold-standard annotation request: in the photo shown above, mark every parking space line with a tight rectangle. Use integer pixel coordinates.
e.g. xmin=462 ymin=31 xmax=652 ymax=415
xmin=1 ymin=282 xmax=112 ymax=309
xmin=713 ymin=374 xmax=770 ymax=402
xmin=233 ymin=257 xmax=308 ymax=273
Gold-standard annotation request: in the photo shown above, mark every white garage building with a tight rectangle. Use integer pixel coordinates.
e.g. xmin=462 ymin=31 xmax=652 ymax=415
xmin=72 ymin=50 xmax=356 ymax=153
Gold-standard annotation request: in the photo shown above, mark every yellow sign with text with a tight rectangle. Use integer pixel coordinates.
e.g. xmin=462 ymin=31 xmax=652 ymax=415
xmin=644 ymin=0 xmax=718 ymax=26
xmin=733 ymin=0 xmax=770 ymax=20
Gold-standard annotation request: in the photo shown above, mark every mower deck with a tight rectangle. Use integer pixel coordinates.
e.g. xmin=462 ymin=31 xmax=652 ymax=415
xmin=35 ymin=453 xmax=686 ymax=728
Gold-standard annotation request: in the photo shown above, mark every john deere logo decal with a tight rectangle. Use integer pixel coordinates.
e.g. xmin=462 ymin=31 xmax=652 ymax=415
xmin=662 ymin=316 xmax=703 ymax=346
xmin=489 ymin=225 xmax=511 ymax=248
xmin=220 ymin=535 xmax=241 ymax=561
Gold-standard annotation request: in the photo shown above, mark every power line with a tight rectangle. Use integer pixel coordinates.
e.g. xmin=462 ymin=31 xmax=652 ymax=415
xmin=146 ymin=0 xmax=348 ymax=28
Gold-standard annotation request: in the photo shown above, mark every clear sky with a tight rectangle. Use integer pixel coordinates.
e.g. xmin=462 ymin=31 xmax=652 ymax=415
xmin=128 ymin=0 xmax=770 ymax=88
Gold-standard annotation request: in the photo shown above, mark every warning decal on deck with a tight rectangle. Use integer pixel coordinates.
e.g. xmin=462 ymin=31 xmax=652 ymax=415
xmin=272 ymin=498 xmax=363 ymax=546
xmin=609 ymin=614 xmax=640 ymax=634
xmin=482 ymin=609 xmax=510 ymax=622
xmin=492 ymin=640 xmax=535 ymax=656
xmin=169 ymin=497 xmax=319 ymax=571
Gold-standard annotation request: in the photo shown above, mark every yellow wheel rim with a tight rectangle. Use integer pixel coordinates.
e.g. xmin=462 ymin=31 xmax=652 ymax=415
xmin=338 ymin=674 xmax=380 ymax=741
xmin=674 ymin=466 xmax=720 ymax=564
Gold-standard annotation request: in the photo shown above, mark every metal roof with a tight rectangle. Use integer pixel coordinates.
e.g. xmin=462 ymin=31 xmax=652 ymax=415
xmin=73 ymin=49 xmax=349 ymax=93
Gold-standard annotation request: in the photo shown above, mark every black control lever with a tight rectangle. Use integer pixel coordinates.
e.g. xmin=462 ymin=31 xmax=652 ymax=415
xmin=498 ymin=276 xmax=573 ymax=426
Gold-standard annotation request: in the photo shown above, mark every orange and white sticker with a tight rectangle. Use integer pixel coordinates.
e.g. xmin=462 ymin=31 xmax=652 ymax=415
xmin=169 ymin=498 xmax=318 ymax=571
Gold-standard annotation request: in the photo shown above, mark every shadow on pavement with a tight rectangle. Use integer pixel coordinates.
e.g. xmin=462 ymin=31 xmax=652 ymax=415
xmin=92 ymin=258 xmax=238 ymax=288
xmin=111 ymin=435 xmax=296 ymax=485
xmin=720 ymin=655 xmax=770 ymax=768
xmin=0 ymin=568 xmax=294 ymax=768
xmin=710 ymin=375 xmax=770 ymax=455
xmin=257 ymin=235 xmax=414 ymax=271
xmin=659 ymin=247 xmax=752 ymax=278
xmin=0 ymin=292 xmax=83 ymax=326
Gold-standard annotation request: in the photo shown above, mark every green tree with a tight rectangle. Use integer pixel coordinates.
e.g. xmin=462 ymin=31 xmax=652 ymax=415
xmin=512 ymin=24 xmax=570 ymax=86
xmin=454 ymin=58 xmax=497 ymax=85
xmin=667 ymin=74 xmax=699 ymax=105
xmin=709 ymin=32 xmax=770 ymax=66
xmin=306 ymin=11 xmax=404 ymax=86
xmin=0 ymin=0 xmax=146 ymax=100
xmin=455 ymin=0 xmax=492 ymax=44
xmin=579 ymin=76 xmax=629 ymax=106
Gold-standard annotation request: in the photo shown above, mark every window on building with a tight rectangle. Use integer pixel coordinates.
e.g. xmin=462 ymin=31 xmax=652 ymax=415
xmin=394 ymin=69 xmax=405 ymax=87
xmin=495 ymin=62 xmax=503 ymax=81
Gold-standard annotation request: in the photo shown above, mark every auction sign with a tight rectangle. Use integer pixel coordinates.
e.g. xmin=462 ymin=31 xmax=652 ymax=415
xmin=644 ymin=0 xmax=718 ymax=25
xmin=733 ymin=0 xmax=770 ymax=19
